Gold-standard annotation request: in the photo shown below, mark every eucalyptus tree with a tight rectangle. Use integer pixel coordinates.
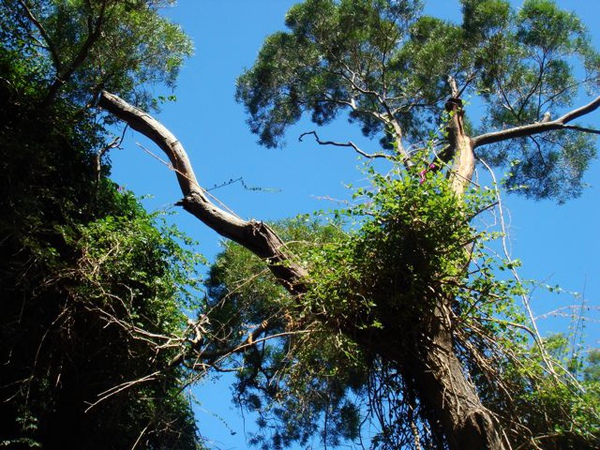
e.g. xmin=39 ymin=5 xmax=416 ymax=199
xmin=98 ymin=0 xmax=600 ymax=449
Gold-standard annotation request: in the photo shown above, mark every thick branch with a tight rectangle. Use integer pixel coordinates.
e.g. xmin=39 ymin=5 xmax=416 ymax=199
xmin=100 ymin=91 xmax=509 ymax=450
xmin=473 ymin=95 xmax=600 ymax=148
xmin=98 ymin=91 xmax=308 ymax=294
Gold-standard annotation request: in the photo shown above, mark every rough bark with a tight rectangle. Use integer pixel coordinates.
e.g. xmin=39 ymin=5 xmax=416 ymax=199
xmin=409 ymin=303 xmax=506 ymax=450
xmin=409 ymin=92 xmax=599 ymax=450
xmin=415 ymin=96 xmax=507 ymax=450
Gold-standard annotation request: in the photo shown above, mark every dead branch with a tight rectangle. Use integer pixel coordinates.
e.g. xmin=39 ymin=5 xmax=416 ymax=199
xmin=98 ymin=91 xmax=308 ymax=295
xmin=299 ymin=130 xmax=391 ymax=159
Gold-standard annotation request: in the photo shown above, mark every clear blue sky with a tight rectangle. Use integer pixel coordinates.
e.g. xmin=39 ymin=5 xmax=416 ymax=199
xmin=110 ymin=1 xmax=600 ymax=448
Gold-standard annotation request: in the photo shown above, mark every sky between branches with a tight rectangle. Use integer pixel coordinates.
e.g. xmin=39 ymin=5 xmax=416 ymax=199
xmin=109 ymin=1 xmax=600 ymax=447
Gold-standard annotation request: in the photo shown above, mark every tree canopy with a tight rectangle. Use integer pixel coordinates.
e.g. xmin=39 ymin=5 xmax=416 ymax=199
xmin=222 ymin=0 xmax=600 ymax=448
xmin=3 ymin=1 xmax=600 ymax=450
xmin=237 ymin=0 xmax=599 ymax=202
xmin=96 ymin=0 xmax=600 ymax=448
xmin=0 ymin=1 xmax=203 ymax=448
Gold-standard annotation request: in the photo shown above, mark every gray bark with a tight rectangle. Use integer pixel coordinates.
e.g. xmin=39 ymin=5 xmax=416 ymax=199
xmin=98 ymin=92 xmax=308 ymax=295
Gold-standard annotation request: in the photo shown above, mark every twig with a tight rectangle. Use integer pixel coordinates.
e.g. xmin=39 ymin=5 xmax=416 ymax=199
xmin=95 ymin=127 xmax=127 ymax=183
xmin=478 ymin=159 xmax=552 ymax=365
xmin=299 ymin=130 xmax=391 ymax=159
xmin=135 ymin=142 xmax=242 ymax=220
xmin=478 ymin=158 xmax=584 ymax=390
xmin=85 ymin=371 xmax=161 ymax=412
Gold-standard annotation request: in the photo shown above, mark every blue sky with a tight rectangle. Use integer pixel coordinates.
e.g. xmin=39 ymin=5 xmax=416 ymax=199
xmin=110 ymin=1 xmax=600 ymax=448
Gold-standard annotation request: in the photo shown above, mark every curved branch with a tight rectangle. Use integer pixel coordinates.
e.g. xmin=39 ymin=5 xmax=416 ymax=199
xmin=98 ymin=91 xmax=308 ymax=294
xmin=299 ymin=130 xmax=391 ymax=159
xmin=472 ymin=95 xmax=600 ymax=148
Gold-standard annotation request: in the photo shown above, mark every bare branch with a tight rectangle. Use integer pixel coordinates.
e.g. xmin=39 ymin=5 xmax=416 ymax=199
xmin=85 ymin=371 xmax=161 ymax=412
xmin=98 ymin=91 xmax=308 ymax=294
xmin=562 ymin=125 xmax=600 ymax=135
xmin=473 ymin=95 xmax=600 ymax=148
xmin=194 ymin=320 xmax=272 ymax=362
xmin=334 ymin=61 xmax=409 ymax=158
xmin=95 ymin=126 xmax=127 ymax=183
xmin=299 ymin=130 xmax=391 ymax=160
xmin=550 ymin=94 xmax=600 ymax=123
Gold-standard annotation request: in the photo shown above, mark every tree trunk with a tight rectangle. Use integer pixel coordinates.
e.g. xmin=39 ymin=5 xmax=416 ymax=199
xmin=408 ymin=96 xmax=507 ymax=450
xmin=99 ymin=91 xmax=507 ymax=449
xmin=408 ymin=301 xmax=507 ymax=450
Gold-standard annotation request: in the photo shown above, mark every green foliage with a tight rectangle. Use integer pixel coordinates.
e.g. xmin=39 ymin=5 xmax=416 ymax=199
xmin=0 ymin=188 xmax=205 ymax=448
xmin=205 ymin=160 xmax=599 ymax=448
xmin=204 ymin=218 xmax=369 ymax=450
xmin=233 ymin=4 xmax=600 ymax=442
xmin=584 ymin=349 xmax=600 ymax=382
xmin=237 ymin=0 xmax=599 ymax=201
xmin=0 ymin=1 xmax=204 ymax=448
xmin=490 ymin=334 xmax=600 ymax=449
xmin=236 ymin=0 xmax=445 ymax=150
xmin=0 ymin=96 xmax=204 ymax=445
xmin=470 ymin=0 xmax=599 ymax=202
xmin=307 ymin=165 xmax=474 ymax=328
xmin=489 ymin=130 xmax=597 ymax=203
xmin=0 ymin=0 xmax=193 ymax=108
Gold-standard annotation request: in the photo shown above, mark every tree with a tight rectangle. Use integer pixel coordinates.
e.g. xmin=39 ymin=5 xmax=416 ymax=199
xmin=74 ymin=0 xmax=600 ymax=449
xmin=0 ymin=1 xmax=205 ymax=448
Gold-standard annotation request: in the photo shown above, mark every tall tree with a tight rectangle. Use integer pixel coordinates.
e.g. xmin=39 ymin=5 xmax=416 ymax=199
xmin=0 ymin=1 xmax=204 ymax=448
xmin=97 ymin=0 xmax=600 ymax=449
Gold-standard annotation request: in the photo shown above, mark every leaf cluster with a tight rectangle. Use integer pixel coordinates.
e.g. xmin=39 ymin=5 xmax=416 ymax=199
xmin=203 ymin=162 xmax=599 ymax=448
xmin=203 ymin=218 xmax=368 ymax=449
xmin=237 ymin=0 xmax=599 ymax=201
xmin=0 ymin=2 xmax=204 ymax=448
xmin=0 ymin=128 xmax=204 ymax=448
xmin=0 ymin=0 xmax=193 ymax=109
xmin=483 ymin=334 xmax=600 ymax=449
